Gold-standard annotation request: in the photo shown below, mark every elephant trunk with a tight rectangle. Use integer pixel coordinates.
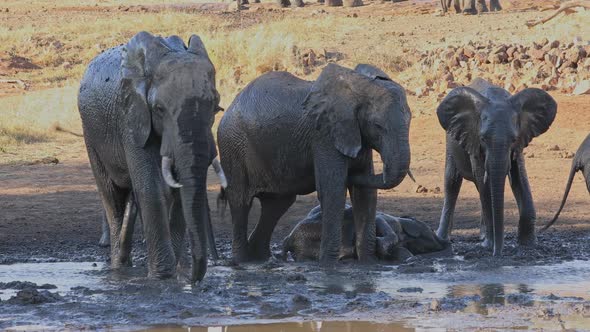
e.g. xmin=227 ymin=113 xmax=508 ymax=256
xmin=488 ymin=147 xmax=508 ymax=256
xmin=349 ymin=132 xmax=411 ymax=190
xmin=175 ymin=141 xmax=210 ymax=283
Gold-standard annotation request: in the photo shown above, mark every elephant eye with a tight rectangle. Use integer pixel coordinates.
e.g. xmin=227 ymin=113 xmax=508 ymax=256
xmin=154 ymin=105 xmax=165 ymax=114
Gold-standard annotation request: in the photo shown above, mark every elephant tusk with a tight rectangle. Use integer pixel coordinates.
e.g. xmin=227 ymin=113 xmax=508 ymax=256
xmin=162 ymin=156 xmax=183 ymax=188
xmin=483 ymin=170 xmax=488 ymax=184
xmin=407 ymin=169 xmax=416 ymax=183
xmin=212 ymin=158 xmax=228 ymax=189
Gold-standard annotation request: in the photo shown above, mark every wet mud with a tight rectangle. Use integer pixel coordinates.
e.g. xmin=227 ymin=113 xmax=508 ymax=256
xmin=2 ymin=233 xmax=590 ymax=331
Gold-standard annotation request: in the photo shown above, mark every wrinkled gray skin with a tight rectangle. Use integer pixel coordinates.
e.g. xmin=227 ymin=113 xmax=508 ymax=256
xmin=78 ymin=31 xmax=221 ymax=282
xmin=283 ymin=205 xmax=448 ymax=262
xmin=542 ymin=133 xmax=590 ymax=231
xmin=436 ymin=78 xmax=557 ymax=256
xmin=218 ymin=63 xmax=412 ymax=264
xmin=98 ymin=158 xmax=228 ymax=258
xmin=441 ymin=0 xmax=501 ymax=14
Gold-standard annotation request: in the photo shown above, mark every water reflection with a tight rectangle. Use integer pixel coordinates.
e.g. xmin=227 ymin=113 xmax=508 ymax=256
xmin=143 ymin=321 xmax=415 ymax=332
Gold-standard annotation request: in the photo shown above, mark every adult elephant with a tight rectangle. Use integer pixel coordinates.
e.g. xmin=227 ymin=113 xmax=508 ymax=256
xmin=542 ymin=133 xmax=590 ymax=230
xmin=218 ymin=63 xmax=412 ymax=264
xmin=436 ymin=78 xmax=557 ymax=256
xmin=78 ymin=31 xmax=221 ymax=282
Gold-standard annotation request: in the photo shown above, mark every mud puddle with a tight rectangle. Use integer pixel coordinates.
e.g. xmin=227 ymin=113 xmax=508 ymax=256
xmin=1 ymin=259 xmax=590 ymax=330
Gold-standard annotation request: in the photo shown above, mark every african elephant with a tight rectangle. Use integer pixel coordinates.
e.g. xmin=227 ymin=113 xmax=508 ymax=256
xmin=542 ymin=133 xmax=590 ymax=230
xmin=217 ymin=63 xmax=412 ymax=264
xmin=78 ymin=31 xmax=221 ymax=282
xmin=441 ymin=0 xmax=501 ymax=14
xmin=436 ymin=78 xmax=557 ymax=256
xmin=283 ymin=205 xmax=448 ymax=262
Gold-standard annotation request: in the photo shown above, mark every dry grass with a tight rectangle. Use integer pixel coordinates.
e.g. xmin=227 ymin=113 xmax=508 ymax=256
xmin=1 ymin=1 xmax=589 ymax=150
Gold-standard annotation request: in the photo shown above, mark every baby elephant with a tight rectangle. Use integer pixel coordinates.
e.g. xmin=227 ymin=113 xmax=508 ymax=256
xmin=542 ymin=133 xmax=590 ymax=230
xmin=283 ymin=205 xmax=448 ymax=262
xmin=436 ymin=78 xmax=557 ymax=256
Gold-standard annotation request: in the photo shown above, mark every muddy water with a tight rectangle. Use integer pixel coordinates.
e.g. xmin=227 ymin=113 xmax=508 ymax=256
xmin=1 ymin=259 xmax=590 ymax=330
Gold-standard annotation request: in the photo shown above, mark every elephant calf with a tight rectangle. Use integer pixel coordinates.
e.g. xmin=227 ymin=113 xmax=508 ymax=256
xmin=543 ymin=133 xmax=590 ymax=230
xmin=283 ymin=205 xmax=448 ymax=262
xmin=218 ymin=63 xmax=412 ymax=264
xmin=436 ymin=78 xmax=557 ymax=256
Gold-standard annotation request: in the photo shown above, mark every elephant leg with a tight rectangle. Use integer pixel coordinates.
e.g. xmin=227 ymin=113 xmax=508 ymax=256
xmin=509 ymin=154 xmax=536 ymax=246
xmin=350 ymin=184 xmax=377 ymax=263
xmin=87 ymin=150 xmax=129 ymax=268
xmin=584 ymin=167 xmax=590 ymax=193
xmin=462 ymin=0 xmax=477 ymax=14
xmin=99 ymin=212 xmax=110 ymax=247
xmin=126 ymin=149 xmax=176 ymax=279
xmin=315 ymin=152 xmax=348 ymax=265
xmin=489 ymin=0 xmax=501 ymax=11
xmin=476 ymin=0 xmax=488 ymax=12
xmin=118 ymin=192 xmax=138 ymax=267
xmin=230 ymin=196 xmax=253 ymax=263
xmin=248 ymin=194 xmax=296 ymax=261
xmin=437 ymin=153 xmax=463 ymax=241
xmin=453 ymin=0 xmax=461 ymax=13
xmin=169 ymin=191 xmax=187 ymax=267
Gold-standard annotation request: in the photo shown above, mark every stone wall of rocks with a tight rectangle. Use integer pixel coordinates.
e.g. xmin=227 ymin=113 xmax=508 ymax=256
xmin=414 ymin=38 xmax=590 ymax=98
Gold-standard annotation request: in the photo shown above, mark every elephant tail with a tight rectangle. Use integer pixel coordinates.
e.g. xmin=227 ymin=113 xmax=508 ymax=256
xmin=541 ymin=159 xmax=581 ymax=232
xmin=216 ymin=186 xmax=228 ymax=219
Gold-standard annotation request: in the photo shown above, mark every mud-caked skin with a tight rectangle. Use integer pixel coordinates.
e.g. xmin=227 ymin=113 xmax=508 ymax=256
xmin=543 ymin=134 xmax=590 ymax=230
xmin=282 ymin=205 xmax=448 ymax=262
xmin=78 ymin=31 xmax=221 ymax=282
xmin=217 ymin=63 xmax=412 ymax=265
xmin=436 ymin=78 xmax=557 ymax=256
xmin=440 ymin=0 xmax=501 ymax=14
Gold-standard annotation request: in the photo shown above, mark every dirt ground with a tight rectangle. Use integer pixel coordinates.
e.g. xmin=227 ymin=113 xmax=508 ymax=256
xmin=1 ymin=0 xmax=590 ymax=330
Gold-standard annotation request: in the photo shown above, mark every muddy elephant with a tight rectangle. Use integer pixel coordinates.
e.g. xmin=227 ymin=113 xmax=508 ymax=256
xmin=436 ymin=78 xmax=557 ymax=256
xmin=217 ymin=63 xmax=412 ymax=265
xmin=441 ymin=0 xmax=501 ymax=14
xmin=283 ymin=205 xmax=448 ymax=262
xmin=542 ymin=133 xmax=590 ymax=230
xmin=78 ymin=31 xmax=221 ymax=282
xmin=97 ymin=158 xmax=228 ymax=256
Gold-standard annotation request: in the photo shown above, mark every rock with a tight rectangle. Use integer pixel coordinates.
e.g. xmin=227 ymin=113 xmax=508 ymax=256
xmin=525 ymin=152 xmax=535 ymax=158
xmin=415 ymin=185 xmax=428 ymax=194
xmin=463 ymin=47 xmax=475 ymax=58
xmin=547 ymin=145 xmax=560 ymax=151
xmin=506 ymin=46 xmax=517 ymax=58
xmin=560 ymin=151 xmax=575 ymax=159
xmin=529 ymin=48 xmax=546 ymax=61
xmin=291 ymin=294 xmax=311 ymax=307
xmin=6 ymin=288 xmax=62 ymax=305
xmin=535 ymin=37 xmax=549 ymax=48
xmin=565 ymin=47 xmax=586 ymax=64
xmin=398 ymin=287 xmax=423 ymax=293
xmin=286 ymin=273 xmax=307 ymax=282
xmin=475 ymin=52 xmax=488 ymax=64
xmin=573 ymin=80 xmax=590 ymax=95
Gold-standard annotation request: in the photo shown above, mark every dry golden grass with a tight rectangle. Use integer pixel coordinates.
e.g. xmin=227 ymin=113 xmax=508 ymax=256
xmin=1 ymin=1 xmax=589 ymax=151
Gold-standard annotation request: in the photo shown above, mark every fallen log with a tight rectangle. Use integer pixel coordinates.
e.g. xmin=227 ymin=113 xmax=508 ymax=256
xmin=526 ymin=0 xmax=590 ymax=27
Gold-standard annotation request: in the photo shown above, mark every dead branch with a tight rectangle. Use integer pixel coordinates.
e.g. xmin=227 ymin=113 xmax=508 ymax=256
xmin=526 ymin=0 xmax=590 ymax=27
xmin=0 ymin=79 xmax=28 ymax=90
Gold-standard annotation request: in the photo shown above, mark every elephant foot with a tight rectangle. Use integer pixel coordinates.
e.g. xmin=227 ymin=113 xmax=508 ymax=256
xmin=462 ymin=9 xmax=477 ymax=15
xmin=147 ymin=261 xmax=177 ymax=280
xmin=517 ymin=233 xmax=537 ymax=247
xmin=246 ymin=245 xmax=272 ymax=262
xmin=435 ymin=229 xmax=450 ymax=242
xmin=98 ymin=233 xmax=110 ymax=247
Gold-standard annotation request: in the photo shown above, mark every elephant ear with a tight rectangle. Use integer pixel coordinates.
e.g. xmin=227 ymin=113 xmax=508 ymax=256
xmin=510 ymin=88 xmax=557 ymax=151
xmin=303 ymin=63 xmax=365 ymax=158
xmin=121 ymin=31 xmax=171 ymax=147
xmin=437 ymin=87 xmax=488 ymax=156
xmin=187 ymin=35 xmax=210 ymax=58
xmin=353 ymin=63 xmax=392 ymax=81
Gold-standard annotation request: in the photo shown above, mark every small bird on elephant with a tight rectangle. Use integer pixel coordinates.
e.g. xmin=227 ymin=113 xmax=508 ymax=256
xmin=436 ymin=78 xmax=557 ymax=256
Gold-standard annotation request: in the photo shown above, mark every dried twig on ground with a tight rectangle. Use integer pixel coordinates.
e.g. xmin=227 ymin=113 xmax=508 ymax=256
xmin=526 ymin=0 xmax=590 ymax=27
xmin=0 ymin=79 xmax=28 ymax=90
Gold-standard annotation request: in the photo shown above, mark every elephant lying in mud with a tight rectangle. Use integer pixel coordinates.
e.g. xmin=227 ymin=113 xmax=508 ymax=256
xmin=441 ymin=0 xmax=501 ymax=14
xmin=283 ymin=205 xmax=448 ymax=262
xmin=218 ymin=63 xmax=412 ymax=265
xmin=78 ymin=31 xmax=221 ymax=282
xmin=436 ymin=78 xmax=557 ymax=256
xmin=542 ymin=133 xmax=590 ymax=231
